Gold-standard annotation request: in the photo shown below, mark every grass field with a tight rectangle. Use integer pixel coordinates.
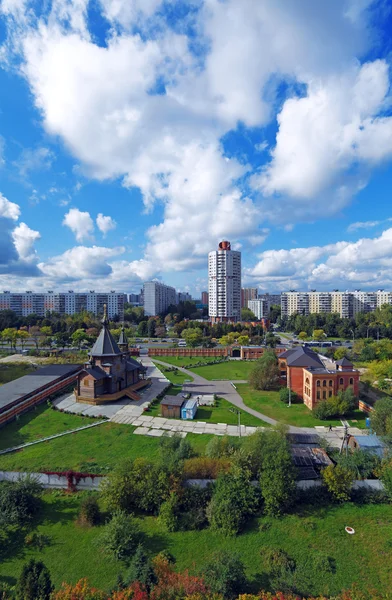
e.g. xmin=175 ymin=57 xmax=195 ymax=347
xmin=0 ymin=362 xmax=35 ymax=385
xmin=0 ymin=409 xmax=214 ymax=473
xmin=155 ymin=364 xmax=193 ymax=384
xmin=154 ymin=357 xmax=254 ymax=380
xmin=0 ymin=404 xmax=97 ymax=451
xmin=149 ymin=396 xmax=267 ymax=427
xmin=1 ymin=492 xmax=391 ymax=596
xmin=237 ymin=384 xmax=368 ymax=428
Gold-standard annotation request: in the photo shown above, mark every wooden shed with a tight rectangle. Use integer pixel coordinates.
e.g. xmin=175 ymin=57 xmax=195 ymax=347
xmin=160 ymin=395 xmax=184 ymax=419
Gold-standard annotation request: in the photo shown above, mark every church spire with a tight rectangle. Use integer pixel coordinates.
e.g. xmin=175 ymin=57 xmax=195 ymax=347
xmin=118 ymin=324 xmax=129 ymax=352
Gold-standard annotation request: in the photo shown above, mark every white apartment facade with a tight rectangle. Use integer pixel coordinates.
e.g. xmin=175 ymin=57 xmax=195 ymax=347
xmin=281 ymin=290 xmax=392 ymax=319
xmin=248 ymin=299 xmax=268 ymax=320
xmin=143 ymin=282 xmax=177 ymax=317
xmin=208 ymin=240 xmax=241 ymax=322
xmin=0 ymin=291 xmax=126 ymax=319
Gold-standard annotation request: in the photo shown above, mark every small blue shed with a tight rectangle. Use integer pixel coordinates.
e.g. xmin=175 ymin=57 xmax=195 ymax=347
xmin=181 ymin=398 xmax=198 ymax=420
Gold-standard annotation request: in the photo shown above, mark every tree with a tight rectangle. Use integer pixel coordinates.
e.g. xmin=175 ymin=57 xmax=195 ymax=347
xmin=249 ymin=351 xmax=280 ymax=391
xmin=279 ymin=387 xmax=297 ymax=404
xmin=137 ymin=321 xmax=148 ymax=337
xmin=259 ymin=429 xmax=296 ymax=517
xmin=206 ymin=467 xmax=258 ymax=535
xmin=99 ymin=511 xmax=142 ymax=562
xmin=237 ymin=335 xmax=250 ymax=345
xmin=15 ymin=559 xmax=53 ymax=600
xmin=17 ymin=329 xmax=30 ymax=349
xmin=71 ymin=329 xmax=88 ymax=349
xmin=54 ymin=331 xmax=71 ymax=349
xmin=334 ymin=346 xmax=350 ymax=360
xmin=313 ymin=329 xmax=325 ymax=341
xmin=29 ymin=326 xmax=41 ymax=349
xmin=125 ymin=544 xmax=156 ymax=591
xmin=371 ymin=397 xmax=392 ymax=437
xmin=2 ymin=327 xmax=18 ymax=349
xmin=0 ymin=477 xmax=42 ymax=526
xmin=52 ymin=579 xmax=106 ymax=600
xmin=241 ymin=308 xmax=256 ymax=321
xmin=321 ymin=465 xmax=354 ymax=502
xmin=265 ymin=332 xmax=278 ymax=348
xmin=182 ymin=327 xmax=203 ymax=347
xmin=147 ymin=318 xmax=156 ymax=338
xmin=203 ymin=551 xmax=246 ymax=599
xmin=158 ymin=493 xmax=179 ymax=532
xmin=298 ymin=331 xmax=308 ymax=341
xmin=378 ymin=458 xmax=392 ymax=501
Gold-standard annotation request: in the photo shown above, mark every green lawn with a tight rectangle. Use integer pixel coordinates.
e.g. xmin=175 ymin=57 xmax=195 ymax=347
xmin=154 ymin=363 xmax=193 ymax=384
xmin=155 ymin=357 xmax=254 ymax=380
xmin=149 ymin=396 xmax=267 ymax=427
xmin=0 ymin=414 xmax=214 ymax=473
xmin=0 ymin=404 xmax=97 ymax=451
xmin=237 ymin=384 xmax=367 ymax=428
xmin=0 ymin=362 xmax=35 ymax=385
xmin=1 ymin=492 xmax=391 ymax=597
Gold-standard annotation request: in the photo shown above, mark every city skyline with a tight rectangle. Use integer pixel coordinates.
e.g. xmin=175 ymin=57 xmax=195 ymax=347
xmin=1 ymin=2 xmax=392 ymax=296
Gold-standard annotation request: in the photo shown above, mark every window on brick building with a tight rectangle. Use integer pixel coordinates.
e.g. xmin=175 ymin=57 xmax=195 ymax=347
xmin=339 ymin=377 xmax=343 ymax=385
xmin=323 ymin=391 xmax=326 ymax=399
xmin=317 ymin=380 xmax=320 ymax=387
xmin=349 ymin=378 xmax=353 ymax=385
xmin=329 ymin=380 xmax=333 ymax=387
xmin=317 ymin=391 xmax=320 ymax=399
xmin=329 ymin=391 xmax=332 ymax=397
xmin=323 ymin=380 xmax=327 ymax=387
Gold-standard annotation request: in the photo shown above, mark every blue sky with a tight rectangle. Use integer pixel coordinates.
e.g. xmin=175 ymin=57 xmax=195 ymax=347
xmin=1 ymin=0 xmax=392 ymax=296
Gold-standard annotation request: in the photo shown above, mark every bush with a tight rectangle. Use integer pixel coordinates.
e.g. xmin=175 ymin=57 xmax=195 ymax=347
xmin=158 ymin=493 xmax=179 ymax=532
xmin=177 ymin=486 xmax=212 ymax=530
xmin=205 ymin=435 xmax=240 ymax=458
xmin=24 ymin=532 xmax=50 ymax=550
xmin=279 ymin=387 xmax=298 ymax=404
xmin=378 ymin=458 xmax=392 ymax=501
xmin=262 ymin=548 xmax=296 ymax=577
xmin=183 ymin=457 xmax=231 ymax=479
xmin=207 ymin=467 xmax=258 ymax=535
xmin=321 ymin=465 xmax=355 ymax=502
xmin=202 ymin=551 xmax=247 ymax=599
xmin=0 ymin=476 xmax=42 ymax=526
xmin=15 ymin=559 xmax=53 ymax=600
xmin=99 ymin=511 xmax=142 ymax=562
xmin=313 ymin=400 xmax=333 ymax=420
xmin=78 ymin=495 xmax=101 ymax=526
xmin=371 ymin=396 xmax=392 ymax=436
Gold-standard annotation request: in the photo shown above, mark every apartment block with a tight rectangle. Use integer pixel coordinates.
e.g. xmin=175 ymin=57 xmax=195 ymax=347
xmin=241 ymin=287 xmax=258 ymax=308
xmin=177 ymin=292 xmax=192 ymax=303
xmin=143 ymin=281 xmax=177 ymax=317
xmin=201 ymin=291 xmax=208 ymax=305
xmin=248 ymin=299 xmax=268 ymax=320
xmin=281 ymin=290 xmax=392 ymax=319
xmin=259 ymin=293 xmax=281 ymax=313
xmin=208 ymin=240 xmax=241 ymax=323
xmin=0 ymin=291 xmax=126 ymax=319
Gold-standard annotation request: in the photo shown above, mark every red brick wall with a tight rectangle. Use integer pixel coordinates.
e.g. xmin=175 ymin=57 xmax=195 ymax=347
xmin=148 ymin=348 xmax=227 ymax=357
xmin=287 ymin=366 xmax=304 ymax=398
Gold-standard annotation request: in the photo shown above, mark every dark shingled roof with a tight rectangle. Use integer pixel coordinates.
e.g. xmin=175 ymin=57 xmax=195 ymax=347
xmin=81 ymin=366 xmax=107 ymax=380
xmin=90 ymin=322 xmax=121 ymax=357
xmin=127 ymin=357 xmax=147 ymax=373
xmin=282 ymin=346 xmax=324 ymax=368
xmin=336 ymin=357 xmax=353 ymax=366
xmin=160 ymin=395 xmax=185 ymax=407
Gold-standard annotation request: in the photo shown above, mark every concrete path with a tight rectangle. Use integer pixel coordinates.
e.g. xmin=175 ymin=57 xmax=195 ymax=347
xmin=153 ymin=359 xmax=278 ymax=427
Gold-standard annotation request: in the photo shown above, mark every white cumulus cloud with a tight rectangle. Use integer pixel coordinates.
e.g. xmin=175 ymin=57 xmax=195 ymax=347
xmin=96 ymin=213 xmax=117 ymax=236
xmin=63 ymin=208 xmax=94 ymax=242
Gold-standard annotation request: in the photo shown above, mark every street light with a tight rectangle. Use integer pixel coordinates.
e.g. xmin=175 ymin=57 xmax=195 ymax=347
xmin=350 ymin=329 xmax=355 ymax=346
xmin=229 ymin=407 xmax=242 ymax=437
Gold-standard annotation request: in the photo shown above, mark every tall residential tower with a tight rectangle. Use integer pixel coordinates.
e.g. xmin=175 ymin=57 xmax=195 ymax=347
xmin=208 ymin=240 xmax=241 ymax=322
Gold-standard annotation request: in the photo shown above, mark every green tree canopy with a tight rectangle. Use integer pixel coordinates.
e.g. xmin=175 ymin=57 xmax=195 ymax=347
xmin=249 ymin=350 xmax=280 ymax=391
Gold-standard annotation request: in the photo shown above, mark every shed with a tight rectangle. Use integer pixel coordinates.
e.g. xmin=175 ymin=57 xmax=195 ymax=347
xmin=160 ymin=395 xmax=184 ymax=419
xmin=181 ymin=398 xmax=198 ymax=420
xmin=348 ymin=434 xmax=386 ymax=458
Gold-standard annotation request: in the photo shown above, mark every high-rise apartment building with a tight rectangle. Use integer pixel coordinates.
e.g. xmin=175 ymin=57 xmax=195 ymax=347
xmin=208 ymin=240 xmax=241 ymax=322
xmin=143 ymin=281 xmax=177 ymax=317
xmin=259 ymin=293 xmax=281 ymax=313
xmin=201 ymin=291 xmax=208 ymax=305
xmin=177 ymin=292 xmax=192 ymax=303
xmin=241 ymin=287 xmax=258 ymax=308
xmin=0 ymin=291 xmax=126 ymax=319
xmin=281 ymin=290 xmax=392 ymax=319
xmin=248 ymin=299 xmax=267 ymax=320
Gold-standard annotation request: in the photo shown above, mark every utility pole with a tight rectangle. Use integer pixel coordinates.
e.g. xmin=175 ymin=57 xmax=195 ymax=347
xmin=229 ymin=407 xmax=242 ymax=437
xmin=288 ymin=366 xmax=291 ymax=407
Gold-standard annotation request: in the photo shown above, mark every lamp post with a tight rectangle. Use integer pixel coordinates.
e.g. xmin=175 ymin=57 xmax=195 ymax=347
xmin=229 ymin=407 xmax=242 ymax=437
xmin=350 ymin=329 xmax=355 ymax=346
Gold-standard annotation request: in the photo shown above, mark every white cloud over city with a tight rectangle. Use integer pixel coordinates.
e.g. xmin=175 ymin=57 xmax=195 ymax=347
xmin=0 ymin=0 xmax=392 ymax=291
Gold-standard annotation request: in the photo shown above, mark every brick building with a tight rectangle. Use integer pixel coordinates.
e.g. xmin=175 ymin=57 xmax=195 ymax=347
xmin=279 ymin=347 xmax=359 ymax=410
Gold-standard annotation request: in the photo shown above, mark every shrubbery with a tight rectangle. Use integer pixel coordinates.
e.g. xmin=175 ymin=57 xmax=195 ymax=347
xmin=0 ymin=476 xmax=42 ymax=527
xmin=203 ymin=551 xmax=247 ymax=599
xmin=279 ymin=387 xmax=298 ymax=404
xmin=321 ymin=465 xmax=355 ymax=502
xmin=183 ymin=457 xmax=231 ymax=479
xmin=78 ymin=495 xmax=101 ymax=526
xmin=313 ymin=389 xmax=356 ymax=420
xmin=15 ymin=559 xmax=53 ymax=600
xmin=98 ymin=511 xmax=142 ymax=562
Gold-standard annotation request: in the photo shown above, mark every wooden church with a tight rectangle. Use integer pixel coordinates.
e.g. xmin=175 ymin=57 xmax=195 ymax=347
xmin=75 ymin=306 xmax=148 ymax=404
